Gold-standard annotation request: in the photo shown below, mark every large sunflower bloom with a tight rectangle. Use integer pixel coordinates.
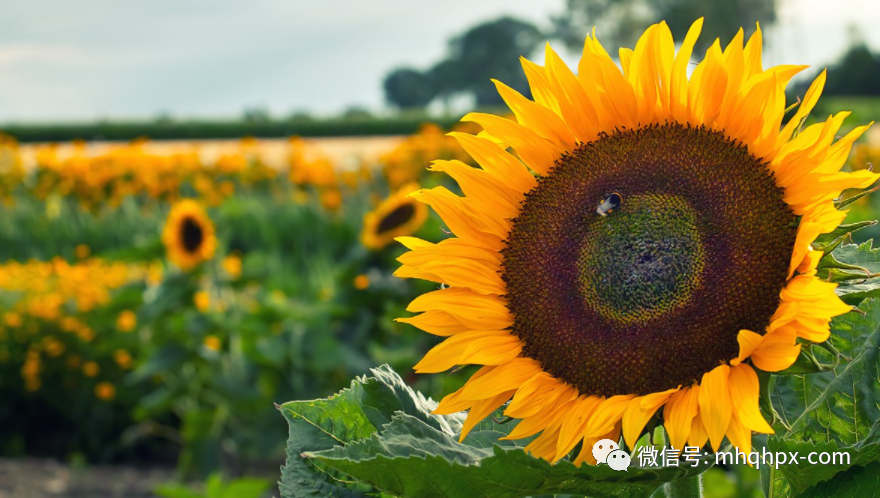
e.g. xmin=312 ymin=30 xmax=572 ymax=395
xmin=163 ymin=199 xmax=217 ymax=270
xmin=395 ymin=19 xmax=878 ymax=466
xmin=362 ymin=182 xmax=428 ymax=250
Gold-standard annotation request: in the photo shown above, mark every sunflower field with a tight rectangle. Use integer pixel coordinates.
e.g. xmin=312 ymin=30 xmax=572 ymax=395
xmin=4 ymin=16 xmax=880 ymax=498
xmin=0 ymin=124 xmax=479 ymax=477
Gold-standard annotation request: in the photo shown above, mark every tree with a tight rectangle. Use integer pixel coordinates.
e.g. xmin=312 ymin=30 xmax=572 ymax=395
xmin=659 ymin=0 xmax=776 ymax=51
xmin=383 ymin=68 xmax=435 ymax=110
xmin=446 ymin=17 xmax=543 ymax=106
xmin=427 ymin=59 xmax=462 ymax=111
xmin=790 ymin=28 xmax=880 ymax=99
xmin=552 ymin=0 xmax=778 ymax=53
xmin=823 ymin=33 xmax=880 ymax=96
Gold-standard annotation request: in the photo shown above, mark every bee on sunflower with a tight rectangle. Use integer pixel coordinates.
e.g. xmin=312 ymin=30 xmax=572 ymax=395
xmin=162 ymin=199 xmax=217 ymax=271
xmin=361 ymin=182 xmax=428 ymax=250
xmin=395 ymin=19 xmax=878 ymax=465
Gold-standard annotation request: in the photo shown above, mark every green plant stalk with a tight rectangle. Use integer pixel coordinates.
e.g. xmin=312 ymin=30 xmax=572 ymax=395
xmin=665 ymin=474 xmax=703 ymax=498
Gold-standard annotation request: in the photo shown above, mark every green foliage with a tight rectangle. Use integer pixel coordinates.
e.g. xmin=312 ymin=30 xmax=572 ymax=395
xmin=819 ymin=241 xmax=880 ymax=305
xmin=1 ymin=115 xmax=464 ymax=143
xmin=380 ymin=17 xmax=543 ymax=110
xmin=823 ymin=41 xmax=880 ymax=97
xmin=0 ymin=171 xmax=450 ymax=473
xmin=384 ymin=69 xmax=436 ymax=110
xmin=281 ymin=365 xmax=713 ymax=498
xmin=766 ymin=298 xmax=880 ymax=496
xmin=155 ymin=473 xmax=271 ymax=498
xmin=552 ymin=0 xmax=777 ymax=52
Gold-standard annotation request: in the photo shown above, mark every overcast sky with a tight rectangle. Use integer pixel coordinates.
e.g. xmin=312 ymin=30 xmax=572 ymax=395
xmin=0 ymin=0 xmax=878 ymax=122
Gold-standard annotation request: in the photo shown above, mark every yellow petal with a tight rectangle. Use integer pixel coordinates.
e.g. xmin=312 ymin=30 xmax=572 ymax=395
xmin=413 ymin=330 xmax=519 ymax=373
xmin=406 ymin=287 xmax=512 ymax=331
xmin=622 ymin=387 xmax=678 ymax=449
xmin=459 ymin=357 xmax=543 ymax=401
xmin=574 ymin=422 xmax=621 ymax=466
xmin=725 ymin=412 xmax=754 ymax=457
xmin=751 ymin=326 xmax=802 ymax=371
xmin=449 ymin=132 xmax=537 ymax=194
xmin=586 ymin=394 xmax=635 ymax=439
xmin=698 ymin=365 xmax=732 ymax=451
xmin=553 ymin=395 xmax=603 ymax=461
xmin=732 ymin=329 xmax=763 ymax=365
xmin=729 ymin=364 xmax=774 ymax=433
xmin=663 ymin=385 xmax=699 ymax=450
xmin=396 ymin=310 xmax=468 ymax=336
xmin=688 ymin=410 xmax=709 ymax=448
xmin=459 ymin=390 xmax=516 ymax=441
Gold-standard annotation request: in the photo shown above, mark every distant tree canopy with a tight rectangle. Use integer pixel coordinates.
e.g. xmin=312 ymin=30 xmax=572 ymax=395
xmin=552 ymin=0 xmax=778 ymax=52
xmin=383 ymin=69 xmax=435 ymax=110
xmin=382 ymin=17 xmax=543 ymax=110
xmin=823 ymin=42 xmax=880 ymax=96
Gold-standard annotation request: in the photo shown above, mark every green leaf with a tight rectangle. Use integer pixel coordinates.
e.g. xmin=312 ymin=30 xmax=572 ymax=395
xmin=218 ymin=478 xmax=271 ymax=498
xmin=767 ymin=298 xmax=880 ymax=495
xmin=278 ymin=365 xmax=463 ymax=498
xmin=835 ymin=186 xmax=880 ymax=210
xmin=828 ymin=241 xmax=880 ymax=305
xmin=813 ymin=221 xmax=877 ymax=251
xmin=800 ymin=460 xmax=880 ymax=498
xmin=307 ymin=413 xmax=712 ymax=498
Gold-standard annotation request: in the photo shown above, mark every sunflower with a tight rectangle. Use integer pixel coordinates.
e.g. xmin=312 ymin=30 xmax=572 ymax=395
xmin=395 ymin=19 xmax=878 ymax=466
xmin=361 ymin=183 xmax=428 ymax=250
xmin=162 ymin=199 xmax=217 ymax=270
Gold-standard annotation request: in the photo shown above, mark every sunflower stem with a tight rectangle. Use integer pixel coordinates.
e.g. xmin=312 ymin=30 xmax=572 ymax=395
xmin=665 ymin=474 xmax=703 ymax=498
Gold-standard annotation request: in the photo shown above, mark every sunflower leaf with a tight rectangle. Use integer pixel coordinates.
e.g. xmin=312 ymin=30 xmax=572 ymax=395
xmin=278 ymin=364 xmax=463 ymax=498
xmin=834 ymin=186 xmax=880 ymax=210
xmin=813 ymin=222 xmax=876 ymax=252
xmin=829 ymin=241 xmax=880 ymax=305
xmin=766 ymin=298 xmax=880 ymax=495
xmin=306 ymin=412 xmax=713 ymax=498
xmin=282 ymin=365 xmax=712 ymax=498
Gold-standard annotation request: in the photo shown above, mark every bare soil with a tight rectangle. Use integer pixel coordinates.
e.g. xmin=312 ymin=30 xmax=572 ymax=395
xmin=0 ymin=458 xmax=175 ymax=498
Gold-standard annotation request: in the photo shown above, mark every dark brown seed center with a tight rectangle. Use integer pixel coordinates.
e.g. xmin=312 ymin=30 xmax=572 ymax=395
xmin=501 ymin=123 xmax=797 ymax=396
xmin=377 ymin=203 xmax=416 ymax=233
xmin=181 ymin=217 xmax=204 ymax=253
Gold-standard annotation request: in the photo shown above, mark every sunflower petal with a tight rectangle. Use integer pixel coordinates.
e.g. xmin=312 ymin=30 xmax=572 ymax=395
xmin=698 ymin=365 xmax=732 ymax=451
xmin=729 ymin=364 xmax=774 ymax=433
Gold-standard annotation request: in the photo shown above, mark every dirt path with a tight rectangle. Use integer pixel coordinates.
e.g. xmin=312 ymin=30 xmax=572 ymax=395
xmin=0 ymin=459 xmax=174 ymax=498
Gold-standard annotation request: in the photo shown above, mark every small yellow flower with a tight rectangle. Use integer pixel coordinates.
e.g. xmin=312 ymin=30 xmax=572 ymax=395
xmin=116 ymin=310 xmax=137 ymax=332
xmin=162 ymin=199 xmax=217 ymax=271
xmin=3 ymin=312 xmax=22 ymax=328
xmin=77 ymin=326 xmax=95 ymax=342
xmin=82 ymin=361 xmax=100 ymax=377
xmin=222 ymin=255 xmax=242 ymax=279
xmin=218 ymin=181 xmax=236 ymax=197
xmin=147 ymin=262 xmax=164 ymax=286
xmin=321 ymin=189 xmax=343 ymax=212
xmin=43 ymin=338 xmax=65 ymax=357
xmin=203 ymin=335 xmax=222 ymax=351
xmin=75 ymin=244 xmax=90 ymax=259
xmin=354 ymin=274 xmax=370 ymax=290
xmin=292 ymin=190 xmax=309 ymax=205
xmin=194 ymin=291 xmax=210 ymax=312
xmin=95 ymin=382 xmax=116 ymax=401
xmin=114 ymin=349 xmax=132 ymax=369
xmin=361 ymin=183 xmax=427 ymax=250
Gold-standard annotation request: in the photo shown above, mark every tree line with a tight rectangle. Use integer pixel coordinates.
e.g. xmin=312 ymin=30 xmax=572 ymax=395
xmin=383 ymin=0 xmax=880 ymax=111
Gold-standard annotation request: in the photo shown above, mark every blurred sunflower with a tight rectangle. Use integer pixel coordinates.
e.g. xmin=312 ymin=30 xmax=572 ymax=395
xmin=361 ymin=182 xmax=428 ymax=250
xmin=396 ymin=19 xmax=878 ymax=465
xmin=162 ymin=199 xmax=217 ymax=270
